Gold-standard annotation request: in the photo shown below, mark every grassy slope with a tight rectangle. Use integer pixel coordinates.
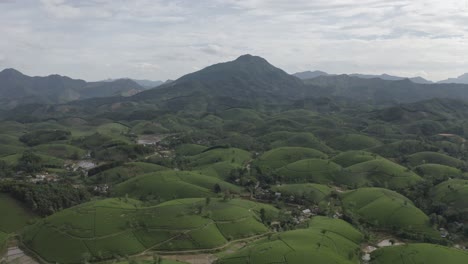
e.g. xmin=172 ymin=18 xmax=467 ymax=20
xmin=342 ymin=188 xmax=434 ymax=234
xmin=327 ymin=134 xmax=381 ymax=151
xmin=271 ymin=183 xmax=333 ymax=204
xmin=112 ymin=170 xmax=241 ymax=201
xmin=0 ymin=193 xmax=37 ymax=233
xmin=21 ymin=198 xmax=276 ymax=263
xmin=218 ymin=216 xmax=363 ymax=264
xmin=276 ymin=158 xmax=342 ymax=184
xmin=255 ymin=147 xmax=327 ymax=172
xmin=340 ymin=159 xmax=422 ymax=189
xmin=370 ymin=243 xmax=468 ymax=264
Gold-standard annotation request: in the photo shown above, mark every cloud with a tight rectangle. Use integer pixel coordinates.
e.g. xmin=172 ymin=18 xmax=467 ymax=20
xmin=0 ymin=0 xmax=467 ymax=81
xmin=41 ymin=0 xmax=82 ymax=19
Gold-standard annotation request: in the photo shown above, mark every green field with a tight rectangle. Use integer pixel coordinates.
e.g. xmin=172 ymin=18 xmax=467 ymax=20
xmin=342 ymin=188 xmax=434 ymax=234
xmin=217 ymin=216 xmax=363 ymax=264
xmin=22 ymin=198 xmax=277 ymax=263
xmin=370 ymin=243 xmax=468 ymax=264
xmin=0 ymin=193 xmax=37 ymax=233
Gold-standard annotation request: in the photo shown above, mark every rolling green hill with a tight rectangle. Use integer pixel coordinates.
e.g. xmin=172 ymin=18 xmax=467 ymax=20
xmin=88 ymin=162 xmax=169 ymax=185
xmin=255 ymin=147 xmax=327 ymax=173
xmin=0 ymin=193 xmax=37 ymax=233
xmin=406 ymin=151 xmax=465 ymax=168
xmin=342 ymin=188 xmax=434 ymax=234
xmin=276 ymin=159 xmax=342 ymax=184
xmin=217 ymin=216 xmax=363 ymax=264
xmin=327 ymin=134 xmax=381 ymax=151
xmin=22 ymin=198 xmax=277 ymax=263
xmin=431 ymin=179 xmax=468 ymax=220
xmin=331 ymin=151 xmax=380 ymax=167
xmin=340 ymin=159 xmax=422 ymax=189
xmin=271 ymin=183 xmax=333 ymax=204
xmin=112 ymin=170 xmax=242 ymax=201
xmin=370 ymin=243 xmax=468 ymax=264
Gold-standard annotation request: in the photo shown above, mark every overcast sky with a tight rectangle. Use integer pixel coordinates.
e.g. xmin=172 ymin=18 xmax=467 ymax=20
xmin=1 ymin=0 xmax=467 ymax=81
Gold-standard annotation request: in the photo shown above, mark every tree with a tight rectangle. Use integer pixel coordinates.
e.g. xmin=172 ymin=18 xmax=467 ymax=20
xmin=17 ymin=150 xmax=42 ymax=173
xmin=213 ymin=183 xmax=221 ymax=193
xmin=260 ymin=208 xmax=266 ymax=223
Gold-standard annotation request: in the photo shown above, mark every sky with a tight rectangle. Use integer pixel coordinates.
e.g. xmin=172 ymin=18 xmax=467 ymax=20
xmin=0 ymin=0 xmax=467 ymax=82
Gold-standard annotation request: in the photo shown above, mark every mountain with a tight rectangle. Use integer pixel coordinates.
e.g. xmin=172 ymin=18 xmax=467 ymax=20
xmin=438 ymin=73 xmax=468 ymax=84
xmin=293 ymin=70 xmax=329 ymax=79
xmin=349 ymin=73 xmax=432 ymax=84
xmin=132 ymin=55 xmax=307 ymax=111
xmin=0 ymin=69 xmax=146 ymax=109
xmin=305 ymin=74 xmax=468 ymax=105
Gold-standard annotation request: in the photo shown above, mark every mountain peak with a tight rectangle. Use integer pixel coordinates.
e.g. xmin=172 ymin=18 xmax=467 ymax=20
xmin=234 ymin=54 xmax=267 ymax=63
xmin=0 ymin=68 xmax=24 ymax=77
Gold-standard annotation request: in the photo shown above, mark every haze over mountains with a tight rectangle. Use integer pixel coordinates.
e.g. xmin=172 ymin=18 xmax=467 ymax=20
xmin=293 ymin=71 xmax=434 ymax=84
xmin=0 ymin=68 xmax=145 ymax=108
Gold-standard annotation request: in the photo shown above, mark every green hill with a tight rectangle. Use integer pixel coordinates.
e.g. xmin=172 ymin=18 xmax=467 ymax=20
xmin=340 ymin=159 xmax=422 ymax=189
xmin=413 ymin=164 xmax=463 ymax=182
xmin=21 ymin=198 xmax=277 ymax=263
xmin=261 ymin=131 xmax=333 ymax=153
xmin=331 ymin=151 xmax=380 ymax=167
xmin=406 ymin=151 xmax=465 ymax=168
xmin=112 ymin=170 xmax=241 ymax=201
xmin=342 ymin=188 xmax=434 ymax=234
xmin=0 ymin=193 xmax=37 ymax=233
xmin=276 ymin=159 xmax=342 ymax=184
xmin=255 ymin=147 xmax=327 ymax=173
xmin=217 ymin=216 xmax=363 ymax=264
xmin=369 ymin=140 xmax=437 ymax=158
xmin=327 ymin=134 xmax=381 ymax=151
xmin=175 ymin=144 xmax=207 ymax=156
xmin=32 ymin=143 xmax=87 ymax=159
xmin=431 ymin=179 xmax=468 ymax=220
xmin=271 ymin=183 xmax=333 ymax=204
xmin=370 ymin=243 xmax=468 ymax=264
xmin=88 ymin=162 xmax=169 ymax=185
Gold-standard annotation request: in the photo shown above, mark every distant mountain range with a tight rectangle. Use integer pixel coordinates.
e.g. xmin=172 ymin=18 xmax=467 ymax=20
xmin=293 ymin=71 xmax=433 ymax=84
xmin=2 ymin=58 xmax=468 ymax=111
xmin=0 ymin=68 xmax=145 ymax=108
xmin=102 ymin=78 xmax=165 ymax=89
xmin=438 ymin=73 xmax=468 ymax=84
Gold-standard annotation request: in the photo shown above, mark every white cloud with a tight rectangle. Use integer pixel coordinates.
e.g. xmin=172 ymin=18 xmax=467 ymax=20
xmin=0 ymin=0 xmax=467 ymax=81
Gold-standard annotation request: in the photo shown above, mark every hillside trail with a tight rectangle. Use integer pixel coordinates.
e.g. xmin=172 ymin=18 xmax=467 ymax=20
xmin=1 ymin=240 xmax=39 ymax=264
